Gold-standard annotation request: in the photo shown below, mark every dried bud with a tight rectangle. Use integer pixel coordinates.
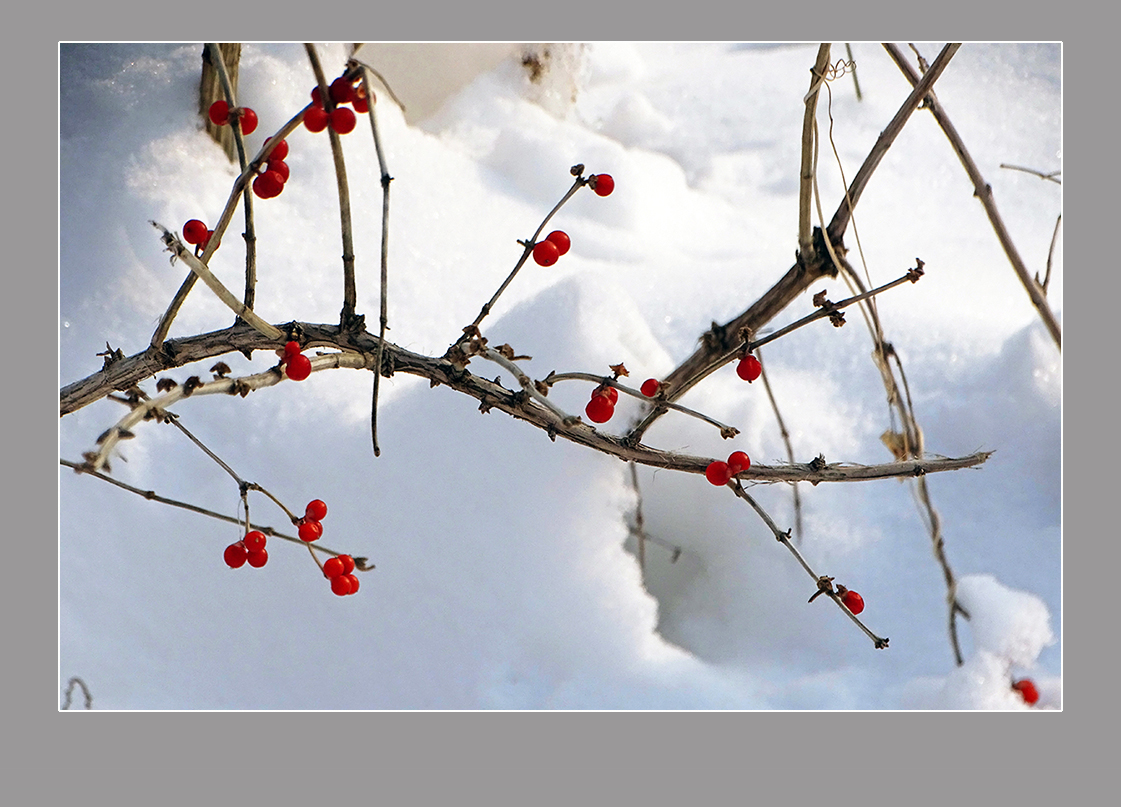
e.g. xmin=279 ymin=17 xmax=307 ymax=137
xmin=156 ymin=377 xmax=178 ymax=393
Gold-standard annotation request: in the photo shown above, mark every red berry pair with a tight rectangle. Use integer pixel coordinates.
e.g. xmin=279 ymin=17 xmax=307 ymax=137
xmin=736 ymin=354 xmax=762 ymax=383
xmin=585 ymin=383 xmax=618 ymax=424
xmin=253 ymin=137 xmax=291 ymax=200
xmin=1012 ymin=678 xmax=1040 ymax=705
xmin=224 ymin=530 xmax=269 ymax=568
xmin=208 ymin=100 xmax=258 ymax=135
xmin=705 ymin=450 xmax=751 ymax=486
xmin=297 ymin=499 xmax=328 ymax=542
xmin=280 ymin=341 xmax=312 ymax=381
xmin=182 ymin=219 xmax=214 ymax=250
xmin=323 ymin=553 xmax=360 ymax=596
xmin=532 ymin=230 xmax=571 ymax=267
xmin=589 ymin=173 xmax=614 ymax=196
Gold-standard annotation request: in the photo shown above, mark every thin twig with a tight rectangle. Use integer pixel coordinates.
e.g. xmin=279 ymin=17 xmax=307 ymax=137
xmin=305 ymin=44 xmax=361 ymax=331
xmin=799 ymin=44 xmax=832 ymax=262
xmin=845 ymin=43 xmax=862 ymax=101
xmin=360 ymin=62 xmax=393 ymax=457
xmin=1000 ymin=163 xmax=1061 ymax=184
xmin=883 ymin=43 xmax=1060 ymax=350
xmin=1041 ymin=213 xmax=1061 ymax=295
xmin=754 ymin=347 xmax=803 ymax=542
xmin=61 ymin=676 xmax=93 ymax=710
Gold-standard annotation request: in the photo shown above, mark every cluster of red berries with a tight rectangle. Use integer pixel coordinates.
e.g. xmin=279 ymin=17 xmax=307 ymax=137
xmin=705 ymin=451 xmax=752 ymax=486
xmin=208 ymin=100 xmax=259 ymax=135
xmin=532 ymin=230 xmax=571 ymax=267
xmin=182 ymin=218 xmax=215 ymax=251
xmin=224 ymin=530 xmax=269 ymax=569
xmin=252 ymin=136 xmax=291 ymax=200
xmin=322 ymin=553 xmax=360 ymax=596
xmin=297 ymin=499 xmax=328 ymax=542
xmin=1012 ymin=678 xmax=1040 ymax=705
xmin=280 ymin=341 xmax=312 ymax=382
xmin=585 ymin=383 xmax=619 ymax=424
xmin=737 ymin=354 xmax=762 ymax=382
xmin=303 ymin=74 xmax=371 ymax=135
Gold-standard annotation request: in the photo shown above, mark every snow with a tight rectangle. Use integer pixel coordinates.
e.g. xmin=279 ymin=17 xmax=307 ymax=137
xmin=59 ymin=42 xmax=1061 ymax=710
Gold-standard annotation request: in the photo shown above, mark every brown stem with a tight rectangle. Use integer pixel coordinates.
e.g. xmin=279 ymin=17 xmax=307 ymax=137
xmin=799 ymin=44 xmax=832 ymax=261
xmin=883 ymin=43 xmax=1060 ymax=350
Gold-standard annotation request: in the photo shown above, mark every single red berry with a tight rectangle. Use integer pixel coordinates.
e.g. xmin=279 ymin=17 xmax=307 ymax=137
xmin=267 ymin=159 xmax=290 ymax=183
xmin=285 ymin=353 xmax=312 ymax=381
xmin=590 ymin=173 xmax=615 ymax=196
xmin=323 ymin=557 xmax=345 ymax=579
xmin=310 ymin=86 xmax=325 ymax=109
xmin=329 ymin=76 xmax=355 ymax=105
xmin=246 ymin=548 xmax=268 ymax=568
xmin=264 ymin=137 xmax=289 ymax=161
xmin=284 ymin=340 xmax=301 ymax=358
xmin=736 ymin=355 xmax=762 ymax=382
xmin=585 ymin=395 xmax=615 ymax=424
xmin=183 ymin=219 xmax=209 ymax=245
xmin=640 ymin=378 xmax=660 ymax=397
xmin=532 ymin=240 xmax=560 ymax=267
xmin=352 ymin=93 xmax=370 ymax=113
xmin=1012 ymin=679 xmax=1040 ymax=705
xmin=330 ymin=107 xmax=357 ymax=134
xmin=208 ymin=99 xmax=230 ymax=126
xmin=304 ymin=106 xmax=330 ymax=132
xmin=727 ymin=451 xmax=751 ymax=474
xmin=252 ymin=170 xmax=285 ymax=200
xmin=201 ymin=230 xmax=214 ymax=250
xmin=243 ymin=530 xmax=267 ymax=553
xmin=305 ymin=499 xmax=328 ymax=521
xmin=545 ymin=230 xmax=571 ymax=256
xmin=298 ymin=518 xmax=323 ymax=542
xmin=235 ymin=107 xmax=258 ymax=135
xmin=331 ymin=574 xmax=352 ymax=596
xmin=338 ymin=554 xmax=355 ymax=575
xmin=705 ymin=460 xmax=732 ymax=486
xmin=345 ymin=574 xmax=360 ymax=595
xmin=224 ymin=541 xmax=247 ymax=568
xmin=841 ymin=589 xmax=865 ymax=615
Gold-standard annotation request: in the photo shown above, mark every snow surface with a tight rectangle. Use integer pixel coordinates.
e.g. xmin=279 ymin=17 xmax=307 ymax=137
xmin=59 ymin=42 xmax=1061 ymax=709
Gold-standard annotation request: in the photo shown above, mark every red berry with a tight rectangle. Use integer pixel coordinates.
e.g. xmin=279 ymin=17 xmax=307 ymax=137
xmin=736 ymin=355 xmax=762 ymax=382
xmin=330 ymin=107 xmax=357 ymax=134
xmin=252 ymin=170 xmax=285 ymax=199
xmin=585 ymin=395 xmax=615 ymax=424
xmin=338 ymin=554 xmax=355 ymax=575
xmin=640 ymin=378 xmax=660 ymax=397
xmin=310 ymin=86 xmax=325 ymax=109
xmin=841 ymin=590 xmax=865 ymax=615
xmin=243 ymin=530 xmax=267 ymax=553
xmin=545 ymin=230 xmax=571 ymax=256
xmin=1012 ymin=679 xmax=1040 ymax=705
xmin=208 ymin=100 xmax=230 ymax=126
xmin=298 ymin=519 xmax=323 ymax=542
xmin=323 ymin=557 xmax=345 ymax=579
xmin=591 ymin=173 xmax=614 ymax=196
xmin=727 ymin=451 xmax=751 ymax=474
xmin=224 ymin=541 xmax=247 ymax=568
xmin=593 ymin=385 xmax=619 ymax=406
xmin=285 ymin=353 xmax=312 ymax=381
xmin=331 ymin=574 xmax=352 ymax=596
xmin=305 ymin=499 xmax=328 ymax=521
xmin=352 ymin=94 xmax=370 ymax=114
xmin=201 ymin=230 xmax=214 ymax=250
xmin=705 ymin=460 xmax=732 ymax=486
xmin=246 ymin=548 xmax=268 ymax=568
xmin=284 ymin=340 xmax=301 ymax=358
xmin=330 ymin=76 xmax=355 ymax=105
xmin=183 ymin=219 xmax=209 ymax=245
xmin=267 ymin=159 xmax=290 ymax=183
xmin=264 ymin=137 xmax=289 ymax=161
xmin=532 ymin=240 xmax=560 ymax=267
xmin=345 ymin=574 xmax=360 ymax=594
xmin=304 ymin=106 xmax=329 ymax=132
xmin=235 ymin=107 xmax=258 ymax=135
